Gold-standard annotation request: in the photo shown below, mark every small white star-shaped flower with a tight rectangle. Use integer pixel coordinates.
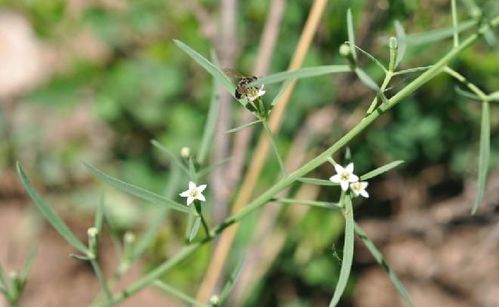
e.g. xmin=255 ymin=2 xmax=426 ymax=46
xmin=350 ymin=181 xmax=369 ymax=198
xmin=179 ymin=181 xmax=207 ymax=206
xmin=247 ymin=85 xmax=266 ymax=102
xmin=329 ymin=163 xmax=359 ymax=191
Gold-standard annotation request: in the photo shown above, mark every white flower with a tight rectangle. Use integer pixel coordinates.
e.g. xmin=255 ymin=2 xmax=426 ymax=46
xmin=329 ymin=163 xmax=359 ymax=191
xmin=179 ymin=181 xmax=207 ymax=206
xmin=350 ymin=181 xmax=369 ymax=198
xmin=247 ymin=85 xmax=266 ymax=102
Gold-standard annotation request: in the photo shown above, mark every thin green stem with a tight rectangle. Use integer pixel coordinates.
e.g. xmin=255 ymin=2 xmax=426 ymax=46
xmin=452 ymin=0 xmax=459 ymax=47
xmin=272 ymin=198 xmax=341 ymax=210
xmin=154 ymin=280 xmax=210 ymax=307
xmin=92 ymin=17 xmax=499 ymax=307
xmin=443 ymin=66 xmax=488 ymax=100
xmin=195 ymin=201 xmax=211 ymax=238
xmin=262 ymin=120 xmax=287 ymax=176
xmin=90 ymin=258 xmax=112 ymax=301
xmin=366 ymin=70 xmax=393 ymax=114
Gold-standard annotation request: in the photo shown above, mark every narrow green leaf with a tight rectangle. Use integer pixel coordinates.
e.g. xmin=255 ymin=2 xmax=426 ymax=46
xmin=219 ymin=259 xmax=245 ymax=304
xmin=393 ymin=65 xmax=433 ymax=76
xmin=83 ymin=162 xmax=194 ymax=215
xmin=451 ymin=0 xmax=459 ymax=47
xmin=262 ymin=120 xmax=286 ymax=176
xmin=298 ymin=177 xmax=339 ymax=186
xmin=151 ymin=140 xmax=190 ymax=176
xmin=188 ymin=217 xmax=201 ymax=242
xmin=16 ymin=162 xmax=89 ymax=254
xmin=472 ymin=101 xmax=490 ymax=214
xmin=329 ymin=195 xmax=355 ymax=307
xmin=20 ymin=245 xmax=37 ymax=281
xmin=188 ymin=158 xmax=197 ymax=181
xmin=354 ymin=223 xmax=414 ymax=307
xmin=354 ymin=68 xmax=379 ymax=91
xmin=347 ymin=9 xmax=357 ymax=60
xmin=197 ymin=157 xmax=232 ymax=178
xmin=0 ymin=264 xmax=9 ymax=292
xmin=226 ymin=119 xmax=262 ymax=134
xmin=455 ymin=86 xmax=481 ymax=100
xmin=350 ymin=44 xmax=387 ymax=72
xmin=360 ymin=160 xmax=404 ymax=181
xmin=394 ymin=21 xmax=407 ymax=67
xmin=404 ymin=19 xmax=476 ymax=45
xmin=154 ymin=280 xmax=209 ymax=307
xmin=132 ymin=166 xmax=180 ymax=261
xmin=173 ymin=40 xmax=234 ymax=95
xmin=95 ymin=196 xmax=104 ymax=233
xmin=69 ymin=253 xmax=90 ymax=261
xmin=488 ymin=90 xmax=499 ymax=101
xmin=272 ymin=198 xmax=340 ymax=210
xmin=197 ymin=50 xmax=222 ymax=165
xmin=249 ymin=65 xmax=351 ymax=87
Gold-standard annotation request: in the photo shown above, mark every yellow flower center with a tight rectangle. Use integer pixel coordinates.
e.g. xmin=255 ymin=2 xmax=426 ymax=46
xmin=190 ymin=189 xmax=198 ymax=197
xmin=340 ymin=172 xmax=350 ymax=181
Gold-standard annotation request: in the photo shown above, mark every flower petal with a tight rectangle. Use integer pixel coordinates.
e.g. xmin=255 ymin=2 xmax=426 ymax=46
xmin=197 ymin=194 xmax=206 ymax=202
xmin=180 ymin=190 xmax=190 ymax=197
xmin=360 ymin=190 xmax=369 ymax=198
xmin=329 ymin=174 xmax=341 ymax=183
xmin=350 ymin=173 xmax=359 ymax=182
xmin=188 ymin=181 xmax=196 ymax=190
xmin=197 ymin=184 xmax=207 ymax=192
xmin=340 ymin=181 xmax=349 ymax=191
xmin=186 ymin=196 xmax=194 ymax=206
xmin=333 ymin=163 xmax=344 ymax=174
xmin=345 ymin=163 xmax=354 ymax=173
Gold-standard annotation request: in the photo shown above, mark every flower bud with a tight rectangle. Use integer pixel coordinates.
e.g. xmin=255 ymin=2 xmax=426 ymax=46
xmin=339 ymin=43 xmax=351 ymax=57
xmin=180 ymin=147 xmax=191 ymax=158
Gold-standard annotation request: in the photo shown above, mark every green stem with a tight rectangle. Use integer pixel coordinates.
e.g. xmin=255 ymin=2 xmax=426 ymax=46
xmin=92 ymin=17 xmax=499 ymax=307
xmin=195 ymin=201 xmax=211 ymax=238
xmin=366 ymin=70 xmax=393 ymax=114
xmin=154 ymin=280 xmax=210 ymax=307
xmin=90 ymin=258 xmax=112 ymax=301
xmin=262 ymin=120 xmax=287 ymax=176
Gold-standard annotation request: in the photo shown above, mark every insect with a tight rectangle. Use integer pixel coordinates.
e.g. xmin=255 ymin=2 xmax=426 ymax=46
xmin=223 ymin=69 xmax=260 ymax=100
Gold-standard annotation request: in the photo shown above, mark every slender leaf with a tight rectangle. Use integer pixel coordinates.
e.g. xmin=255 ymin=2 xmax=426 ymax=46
xmin=0 ymin=264 xmax=9 ymax=292
xmin=393 ymin=65 xmax=433 ymax=76
xmin=270 ymin=79 xmax=292 ymax=107
xmin=132 ymin=166 xmax=180 ymax=261
xmin=226 ymin=119 xmax=262 ymax=134
xmin=455 ymin=86 xmax=481 ymax=100
xmin=198 ymin=50 xmax=221 ymax=165
xmin=472 ymin=101 xmax=490 ymax=214
xmin=95 ymin=196 xmax=104 ymax=233
xmin=354 ymin=68 xmax=379 ymax=91
xmin=249 ymin=65 xmax=351 ymax=87
xmin=354 ymin=223 xmax=414 ymax=307
xmin=154 ymin=280 xmax=209 ymax=307
xmin=351 ymin=43 xmax=387 ymax=72
xmin=404 ymin=19 xmax=476 ymax=45
xmin=151 ymin=140 xmax=190 ymax=176
xmin=16 ymin=162 xmax=89 ymax=254
xmin=360 ymin=160 xmax=404 ymax=181
xmin=83 ymin=162 xmax=194 ymax=215
xmin=298 ymin=177 xmax=339 ymax=186
xmin=394 ymin=21 xmax=407 ymax=67
xmin=451 ymin=0 xmax=459 ymax=47
xmin=272 ymin=198 xmax=340 ymax=210
xmin=488 ymin=90 xmax=499 ymax=101
xmin=173 ymin=40 xmax=234 ymax=95
xmin=262 ymin=120 xmax=286 ymax=176
xmin=347 ymin=9 xmax=357 ymax=60
xmin=197 ymin=157 xmax=232 ymax=178
xmin=188 ymin=157 xmax=197 ymax=181
xmin=219 ymin=259 xmax=245 ymax=304
xmin=188 ymin=217 xmax=201 ymax=242
xmin=20 ymin=245 xmax=37 ymax=281
xmin=329 ymin=196 xmax=354 ymax=307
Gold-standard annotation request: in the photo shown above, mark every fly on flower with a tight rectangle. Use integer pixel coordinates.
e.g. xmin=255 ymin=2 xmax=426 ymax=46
xmin=223 ymin=69 xmax=264 ymax=101
xmin=223 ymin=68 xmax=267 ymax=117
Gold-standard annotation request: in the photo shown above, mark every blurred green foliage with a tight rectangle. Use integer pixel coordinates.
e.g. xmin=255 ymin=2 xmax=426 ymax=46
xmin=1 ymin=0 xmax=498 ymax=305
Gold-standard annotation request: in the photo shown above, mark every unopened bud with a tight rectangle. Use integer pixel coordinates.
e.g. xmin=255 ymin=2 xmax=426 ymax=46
xmin=209 ymin=295 xmax=220 ymax=306
xmin=124 ymin=231 xmax=136 ymax=244
xmin=87 ymin=227 xmax=98 ymax=238
xmin=180 ymin=147 xmax=191 ymax=158
xmin=389 ymin=36 xmax=398 ymax=50
xmin=339 ymin=43 xmax=351 ymax=57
